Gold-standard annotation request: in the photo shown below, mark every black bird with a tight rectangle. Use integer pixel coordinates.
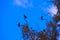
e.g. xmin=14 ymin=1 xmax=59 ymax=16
xmin=41 ymin=16 xmax=44 ymax=20
xmin=24 ymin=14 xmax=27 ymax=19
xmin=18 ymin=22 xmax=20 ymax=27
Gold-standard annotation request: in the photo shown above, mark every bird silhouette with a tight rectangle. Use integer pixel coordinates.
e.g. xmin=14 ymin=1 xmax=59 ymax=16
xmin=18 ymin=22 xmax=20 ymax=27
xmin=24 ymin=14 xmax=27 ymax=19
xmin=41 ymin=16 xmax=44 ymax=20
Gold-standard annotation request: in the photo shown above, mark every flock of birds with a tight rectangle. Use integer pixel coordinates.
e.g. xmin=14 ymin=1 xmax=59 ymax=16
xmin=17 ymin=14 xmax=45 ymax=27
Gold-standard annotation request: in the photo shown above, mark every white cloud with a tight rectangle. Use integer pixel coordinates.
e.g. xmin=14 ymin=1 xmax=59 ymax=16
xmin=13 ymin=0 xmax=33 ymax=8
xmin=14 ymin=0 xmax=22 ymax=6
xmin=48 ymin=5 xmax=58 ymax=17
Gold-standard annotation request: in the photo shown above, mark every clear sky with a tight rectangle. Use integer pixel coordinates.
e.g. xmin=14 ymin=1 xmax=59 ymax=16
xmin=1 ymin=0 xmax=58 ymax=40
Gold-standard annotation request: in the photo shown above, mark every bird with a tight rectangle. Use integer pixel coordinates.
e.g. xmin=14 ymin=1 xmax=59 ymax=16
xmin=17 ymin=22 xmax=20 ymax=27
xmin=41 ymin=16 xmax=44 ymax=20
xmin=24 ymin=14 xmax=27 ymax=19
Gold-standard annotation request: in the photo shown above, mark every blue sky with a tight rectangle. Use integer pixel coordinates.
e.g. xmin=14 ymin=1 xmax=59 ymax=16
xmin=1 ymin=0 xmax=56 ymax=40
